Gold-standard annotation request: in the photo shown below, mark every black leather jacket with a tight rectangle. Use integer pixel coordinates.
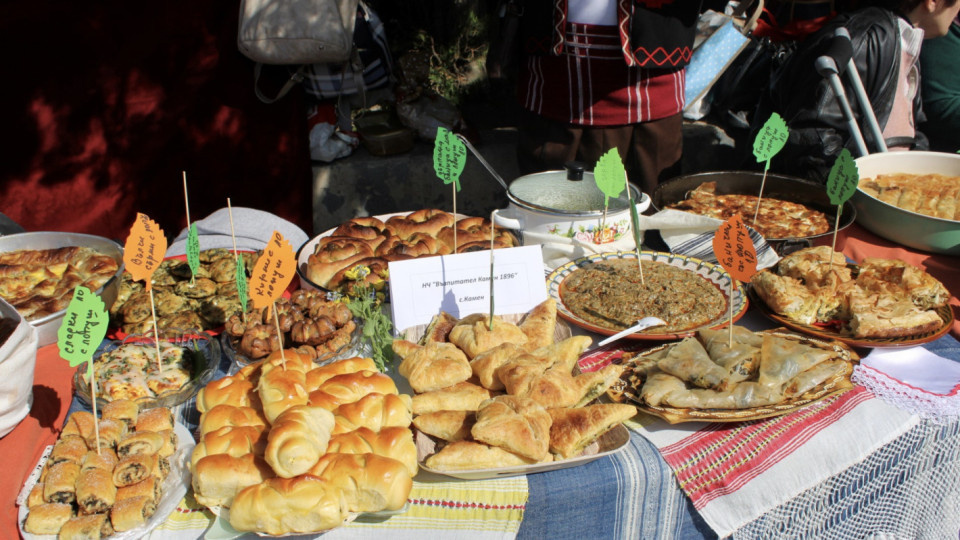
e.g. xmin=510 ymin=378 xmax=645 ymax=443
xmin=757 ymin=7 xmax=929 ymax=183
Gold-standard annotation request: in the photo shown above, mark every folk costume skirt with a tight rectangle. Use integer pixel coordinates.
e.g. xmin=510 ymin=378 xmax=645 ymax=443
xmin=517 ymin=22 xmax=685 ymax=194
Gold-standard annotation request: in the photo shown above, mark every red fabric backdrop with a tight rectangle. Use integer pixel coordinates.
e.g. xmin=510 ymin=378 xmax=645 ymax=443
xmin=0 ymin=1 xmax=314 ymax=239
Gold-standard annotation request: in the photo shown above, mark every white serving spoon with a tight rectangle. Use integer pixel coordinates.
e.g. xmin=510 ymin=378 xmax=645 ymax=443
xmin=597 ymin=316 xmax=667 ymax=347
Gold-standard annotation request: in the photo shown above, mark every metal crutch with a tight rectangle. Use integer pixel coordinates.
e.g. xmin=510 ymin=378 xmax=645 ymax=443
xmin=814 ymin=28 xmax=889 ymax=156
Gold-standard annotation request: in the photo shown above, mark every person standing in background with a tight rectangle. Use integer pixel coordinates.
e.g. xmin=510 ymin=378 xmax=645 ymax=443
xmin=919 ymin=14 xmax=960 ymax=151
xmin=512 ymin=0 xmax=725 ymax=196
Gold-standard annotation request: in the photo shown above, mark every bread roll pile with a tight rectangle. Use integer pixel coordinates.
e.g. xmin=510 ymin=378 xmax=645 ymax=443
xmin=394 ymin=299 xmax=637 ymax=470
xmin=305 ymin=210 xmax=516 ymax=296
xmin=22 ymin=401 xmax=175 ymax=537
xmin=190 ymin=350 xmax=416 ymax=536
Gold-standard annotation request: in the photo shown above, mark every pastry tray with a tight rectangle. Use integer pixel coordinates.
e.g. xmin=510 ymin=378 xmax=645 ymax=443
xmin=606 ymin=329 xmax=860 ymax=424
xmin=414 ymin=423 xmax=630 ymax=480
xmin=17 ymin=422 xmax=194 ymax=540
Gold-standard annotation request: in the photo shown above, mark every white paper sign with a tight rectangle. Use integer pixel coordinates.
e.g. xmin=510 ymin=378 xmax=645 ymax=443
xmin=388 ymin=245 xmax=547 ymax=332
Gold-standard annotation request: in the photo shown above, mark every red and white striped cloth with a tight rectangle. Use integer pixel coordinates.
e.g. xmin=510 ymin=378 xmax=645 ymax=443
xmin=643 ymin=388 xmax=917 ymax=536
xmin=518 ymin=23 xmax=685 ymax=126
xmin=578 ymin=349 xmax=919 ymax=537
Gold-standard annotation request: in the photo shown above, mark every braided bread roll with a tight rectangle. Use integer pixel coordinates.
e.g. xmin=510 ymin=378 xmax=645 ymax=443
xmin=307 ymin=370 xmax=398 ymax=410
xmin=305 ymin=453 xmax=412 ymax=513
xmin=331 ymin=393 xmax=413 ymax=435
xmin=191 ymin=425 xmax=268 ymax=470
xmin=192 ymin=453 xmax=275 ymax=508
xmin=326 ymin=427 xmax=418 ymax=476
xmin=374 ymin=232 xmax=451 ymax=258
xmin=304 ymin=357 xmax=378 ymax=390
xmin=385 ymin=209 xmax=455 ymax=239
xmin=324 ymin=256 xmax=404 ymax=296
xmin=264 ymin=405 xmax=335 ymax=478
xmin=199 ymin=404 xmax=267 ymax=437
xmin=258 ymin=364 xmax=309 ymax=425
xmin=306 ymin=236 xmax=376 ymax=288
xmin=436 ymin=216 xmax=516 ymax=252
xmin=196 ymin=375 xmax=256 ymax=413
xmin=228 ymin=476 xmax=348 ymax=535
xmin=330 ymin=216 xmax=389 ymax=244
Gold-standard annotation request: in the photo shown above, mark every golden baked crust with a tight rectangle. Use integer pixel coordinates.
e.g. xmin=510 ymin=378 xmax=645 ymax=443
xmin=470 ymin=395 xmax=551 ymax=461
xmin=547 ymin=403 xmax=636 ymax=459
xmin=860 ymin=172 xmax=960 ymax=220
xmin=410 ymin=381 xmax=494 ymax=415
xmin=307 ymin=211 xmax=516 ymax=296
xmin=412 ymin=410 xmax=476 ymax=442
xmin=393 ymin=340 xmax=472 ymax=393
xmin=424 ymin=440 xmax=550 ymax=470
xmin=751 ymin=247 xmax=950 ymax=338
xmin=448 ymin=315 xmax=529 ymax=359
xmin=0 ymin=246 xmax=118 ymax=320
xmin=665 ymin=181 xmax=830 ymax=239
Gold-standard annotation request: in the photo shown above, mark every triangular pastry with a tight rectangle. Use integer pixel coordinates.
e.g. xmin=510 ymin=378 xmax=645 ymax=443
xmin=412 ymin=410 xmax=476 ymax=442
xmin=470 ymin=396 xmax=551 ymax=460
xmin=393 ymin=340 xmax=472 ymax=393
xmin=448 ymin=315 xmax=528 ymax=359
xmin=547 ymin=403 xmax=636 ymax=459
xmin=411 ymin=381 xmax=494 ymax=415
xmin=424 ymin=441 xmax=551 ymax=471
xmin=470 ymin=342 xmax=525 ymax=391
xmin=518 ymin=298 xmax=558 ymax=351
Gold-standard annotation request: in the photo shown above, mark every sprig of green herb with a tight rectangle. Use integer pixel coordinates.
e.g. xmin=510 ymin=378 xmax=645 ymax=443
xmin=346 ymin=287 xmax=395 ymax=372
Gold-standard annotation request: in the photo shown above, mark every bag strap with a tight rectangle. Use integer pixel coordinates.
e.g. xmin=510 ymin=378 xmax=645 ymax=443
xmin=254 ymin=63 xmax=307 ymax=104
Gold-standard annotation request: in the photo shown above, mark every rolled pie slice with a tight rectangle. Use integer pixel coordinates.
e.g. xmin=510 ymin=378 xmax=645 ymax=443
xmin=110 ymin=495 xmax=157 ymax=532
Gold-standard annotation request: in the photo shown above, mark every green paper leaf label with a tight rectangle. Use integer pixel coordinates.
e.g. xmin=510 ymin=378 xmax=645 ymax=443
xmin=186 ymin=223 xmax=200 ymax=278
xmin=753 ymin=112 xmax=789 ymax=164
xmin=433 ymin=126 xmax=466 ymax=192
xmin=235 ymin=256 xmax=248 ymax=313
xmin=57 ymin=286 xmax=109 ymax=368
xmin=826 ymin=148 xmax=859 ymax=206
xmin=594 ymin=148 xmax=626 ymax=207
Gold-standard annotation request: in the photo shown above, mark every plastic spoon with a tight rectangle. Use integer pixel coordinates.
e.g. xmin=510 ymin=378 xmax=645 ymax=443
xmin=597 ymin=316 xmax=667 ymax=347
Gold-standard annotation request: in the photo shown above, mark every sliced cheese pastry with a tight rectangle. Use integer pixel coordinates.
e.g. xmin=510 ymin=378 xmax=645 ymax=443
xmin=547 ymin=403 xmax=636 ymax=459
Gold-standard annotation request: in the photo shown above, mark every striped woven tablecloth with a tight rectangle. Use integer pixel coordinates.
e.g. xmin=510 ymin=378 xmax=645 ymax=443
xmin=147 ymin=476 xmax=528 ymax=539
xmin=577 ymin=335 xmax=960 ymax=539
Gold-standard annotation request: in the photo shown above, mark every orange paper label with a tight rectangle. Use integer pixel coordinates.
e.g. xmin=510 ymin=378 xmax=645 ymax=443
xmin=249 ymin=231 xmax=296 ymax=309
xmin=712 ymin=215 xmax=758 ymax=283
xmin=123 ymin=213 xmax=167 ymax=290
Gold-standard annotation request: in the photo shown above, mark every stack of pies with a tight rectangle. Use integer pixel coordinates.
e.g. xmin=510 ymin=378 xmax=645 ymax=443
xmin=190 ymin=350 xmax=416 ymax=536
xmin=395 ymin=299 xmax=637 ymax=469
xmin=305 ymin=210 xmax=516 ymax=296
xmin=751 ymin=246 xmax=949 ymax=338
xmin=21 ymin=402 xmax=176 ymax=536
